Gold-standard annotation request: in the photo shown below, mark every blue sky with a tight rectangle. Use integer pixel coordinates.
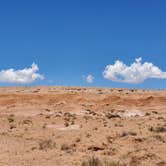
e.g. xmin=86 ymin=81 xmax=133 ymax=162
xmin=0 ymin=0 xmax=166 ymax=89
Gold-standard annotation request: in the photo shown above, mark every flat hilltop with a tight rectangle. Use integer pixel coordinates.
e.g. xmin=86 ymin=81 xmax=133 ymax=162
xmin=0 ymin=87 xmax=166 ymax=166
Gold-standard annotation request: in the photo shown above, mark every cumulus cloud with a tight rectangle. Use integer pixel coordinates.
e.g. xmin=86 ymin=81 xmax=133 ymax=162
xmin=103 ymin=57 xmax=166 ymax=84
xmin=0 ymin=63 xmax=44 ymax=84
xmin=86 ymin=75 xmax=94 ymax=83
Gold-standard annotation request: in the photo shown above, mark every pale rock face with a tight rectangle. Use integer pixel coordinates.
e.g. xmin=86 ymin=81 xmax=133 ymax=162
xmin=120 ymin=109 xmax=145 ymax=118
xmin=46 ymin=124 xmax=80 ymax=131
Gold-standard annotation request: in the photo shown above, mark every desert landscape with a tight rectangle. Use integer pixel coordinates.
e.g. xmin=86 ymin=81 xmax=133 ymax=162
xmin=0 ymin=86 xmax=165 ymax=166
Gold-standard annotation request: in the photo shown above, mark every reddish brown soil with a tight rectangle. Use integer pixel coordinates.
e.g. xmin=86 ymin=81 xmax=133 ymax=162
xmin=0 ymin=86 xmax=166 ymax=166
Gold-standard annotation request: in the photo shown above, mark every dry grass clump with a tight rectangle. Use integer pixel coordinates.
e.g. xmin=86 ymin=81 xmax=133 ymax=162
xmin=39 ymin=139 xmax=56 ymax=150
xmin=60 ymin=143 xmax=76 ymax=153
xmin=149 ymin=126 xmax=166 ymax=133
xmin=153 ymin=135 xmax=165 ymax=143
xmin=81 ymin=157 xmax=122 ymax=166
xmin=81 ymin=157 xmax=102 ymax=166
xmin=8 ymin=117 xmax=14 ymax=123
xmin=105 ymin=113 xmax=121 ymax=119
xmin=120 ymin=131 xmax=137 ymax=137
xmin=61 ymin=143 xmax=70 ymax=151
xmin=64 ymin=112 xmax=76 ymax=126
xmin=103 ymin=160 xmax=122 ymax=166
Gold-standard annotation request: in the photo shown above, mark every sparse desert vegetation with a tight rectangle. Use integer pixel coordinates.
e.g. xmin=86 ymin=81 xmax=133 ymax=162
xmin=0 ymin=86 xmax=166 ymax=165
xmin=81 ymin=157 xmax=123 ymax=166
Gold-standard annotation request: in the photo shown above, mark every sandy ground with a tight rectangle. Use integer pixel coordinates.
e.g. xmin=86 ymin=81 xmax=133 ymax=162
xmin=0 ymin=86 xmax=166 ymax=166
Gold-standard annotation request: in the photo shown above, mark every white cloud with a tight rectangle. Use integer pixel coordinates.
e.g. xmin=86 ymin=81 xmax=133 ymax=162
xmin=103 ymin=57 xmax=166 ymax=84
xmin=0 ymin=63 xmax=44 ymax=84
xmin=86 ymin=75 xmax=94 ymax=83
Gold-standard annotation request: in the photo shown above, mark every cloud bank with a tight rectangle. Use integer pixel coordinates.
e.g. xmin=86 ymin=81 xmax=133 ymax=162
xmin=0 ymin=63 xmax=44 ymax=84
xmin=86 ymin=75 xmax=94 ymax=83
xmin=103 ymin=57 xmax=166 ymax=84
